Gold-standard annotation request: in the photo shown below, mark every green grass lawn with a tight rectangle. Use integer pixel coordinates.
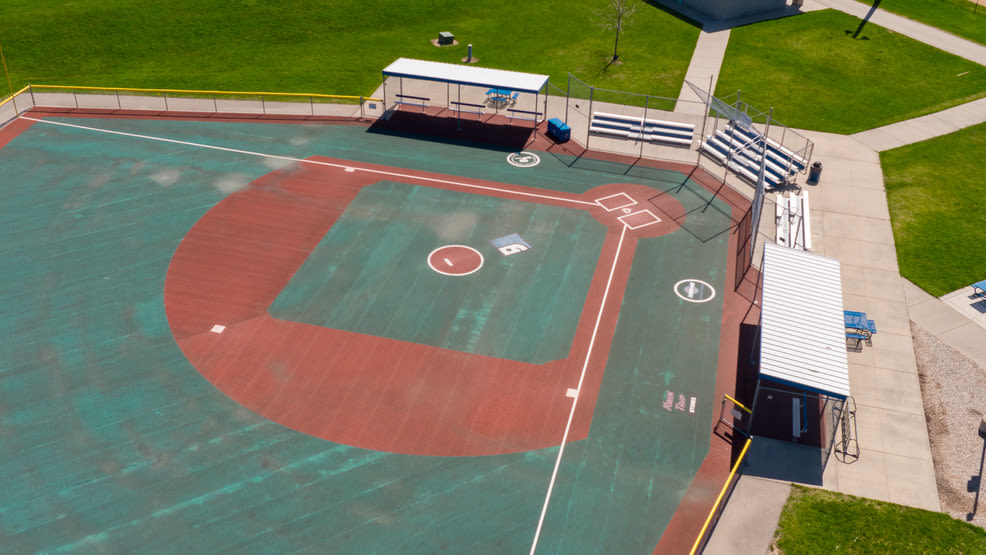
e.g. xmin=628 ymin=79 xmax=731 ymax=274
xmin=877 ymin=0 xmax=986 ymax=46
xmin=0 ymin=0 xmax=698 ymax=99
xmin=774 ymin=485 xmax=986 ymax=554
xmin=882 ymin=121 xmax=986 ymax=297
xmin=715 ymin=10 xmax=986 ymax=134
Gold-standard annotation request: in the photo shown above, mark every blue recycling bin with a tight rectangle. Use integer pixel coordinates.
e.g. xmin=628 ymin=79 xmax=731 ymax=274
xmin=547 ymin=117 xmax=570 ymax=142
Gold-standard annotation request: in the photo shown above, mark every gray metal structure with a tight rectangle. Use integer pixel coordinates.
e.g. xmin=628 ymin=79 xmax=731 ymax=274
xmin=653 ymin=0 xmax=789 ymax=21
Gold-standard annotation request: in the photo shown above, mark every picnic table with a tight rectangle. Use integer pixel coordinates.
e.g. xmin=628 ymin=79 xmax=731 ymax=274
xmin=973 ymin=279 xmax=986 ymax=300
xmin=485 ymin=88 xmax=517 ymax=106
xmin=844 ymin=310 xmax=877 ymax=350
xmin=844 ymin=310 xmax=869 ymax=334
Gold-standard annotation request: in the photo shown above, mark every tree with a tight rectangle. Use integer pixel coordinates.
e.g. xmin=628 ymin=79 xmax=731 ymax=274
xmin=597 ymin=0 xmax=639 ymax=63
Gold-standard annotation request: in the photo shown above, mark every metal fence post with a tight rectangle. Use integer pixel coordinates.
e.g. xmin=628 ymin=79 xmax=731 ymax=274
xmin=587 ymin=86 xmax=594 ymax=147
xmin=565 ymin=73 xmax=571 ymax=124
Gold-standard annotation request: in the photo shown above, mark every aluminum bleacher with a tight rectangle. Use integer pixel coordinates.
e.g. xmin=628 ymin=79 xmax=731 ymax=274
xmin=589 ymin=111 xmax=694 ymax=147
xmin=700 ymin=122 xmax=809 ymax=190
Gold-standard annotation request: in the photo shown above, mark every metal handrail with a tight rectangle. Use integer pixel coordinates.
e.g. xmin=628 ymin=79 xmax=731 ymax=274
xmin=0 ymin=84 xmax=30 ymax=108
xmin=688 ymin=436 xmax=754 ymax=555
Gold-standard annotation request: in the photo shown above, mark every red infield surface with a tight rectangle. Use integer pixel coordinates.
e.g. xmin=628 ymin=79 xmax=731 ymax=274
xmin=163 ymin=157 xmax=688 ymax=457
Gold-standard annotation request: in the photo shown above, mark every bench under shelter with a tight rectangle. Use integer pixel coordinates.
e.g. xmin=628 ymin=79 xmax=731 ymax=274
xmin=381 ymin=58 xmax=550 ymax=127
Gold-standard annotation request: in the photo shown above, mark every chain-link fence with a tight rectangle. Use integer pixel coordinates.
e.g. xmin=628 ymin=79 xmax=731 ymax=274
xmin=2 ymin=85 xmax=383 ymax=125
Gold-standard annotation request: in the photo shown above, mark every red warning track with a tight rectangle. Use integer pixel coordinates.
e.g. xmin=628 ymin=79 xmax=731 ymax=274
xmin=164 ymin=155 xmax=685 ymax=457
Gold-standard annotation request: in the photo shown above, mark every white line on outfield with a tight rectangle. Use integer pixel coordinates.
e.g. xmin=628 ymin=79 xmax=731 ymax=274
xmin=20 ymin=116 xmax=596 ymax=207
xmin=529 ymin=224 xmax=628 ymax=555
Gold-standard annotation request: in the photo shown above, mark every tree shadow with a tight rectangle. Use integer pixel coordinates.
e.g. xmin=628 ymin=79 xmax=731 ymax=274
xmin=847 ymin=0 xmax=881 ymax=39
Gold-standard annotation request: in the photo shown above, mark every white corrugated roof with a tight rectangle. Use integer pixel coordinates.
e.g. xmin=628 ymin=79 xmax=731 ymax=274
xmin=382 ymin=58 xmax=549 ymax=93
xmin=760 ymin=242 xmax=850 ymax=399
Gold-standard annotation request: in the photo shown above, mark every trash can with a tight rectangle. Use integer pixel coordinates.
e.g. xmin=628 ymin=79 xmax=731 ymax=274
xmin=547 ymin=117 xmax=570 ymax=142
xmin=808 ymin=161 xmax=822 ymax=183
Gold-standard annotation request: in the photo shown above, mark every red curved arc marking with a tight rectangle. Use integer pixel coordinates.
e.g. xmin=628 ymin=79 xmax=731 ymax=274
xmin=165 ymin=157 xmax=658 ymax=456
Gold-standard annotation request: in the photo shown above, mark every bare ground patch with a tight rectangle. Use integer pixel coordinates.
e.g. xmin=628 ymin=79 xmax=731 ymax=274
xmin=912 ymin=322 xmax=986 ymax=527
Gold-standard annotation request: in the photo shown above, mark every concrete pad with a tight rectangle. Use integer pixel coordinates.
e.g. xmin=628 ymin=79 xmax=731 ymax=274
xmin=906 ymin=295 xmax=971 ymax=336
xmin=858 ymin=240 xmax=900 ymax=273
xmin=902 ymin=279 xmax=936 ymax=308
xmin=941 ymin=286 xmax=986 ymax=331
xmin=702 ymin=475 xmax=791 ymax=555
xmin=850 ymin=399 xmax=887 ymax=453
xmin=939 ymin=323 xmax=986 ymax=366
xmin=800 ymin=130 xmax=880 ymax=164
xmin=884 ymin=452 xmax=942 ymax=511
xmin=879 ymin=408 xmax=935 ymax=457
xmin=870 ymin=332 xmax=919 ymax=375
xmin=873 ymin=367 xmax=928 ymax=414
xmin=839 ymin=262 xmax=868 ymax=298
xmin=864 ymin=297 xmax=912 ymax=335
xmin=933 ymin=98 xmax=986 ymax=129
xmin=846 ymin=340 xmax=876 ymax=367
xmin=884 ymin=115 xmax=962 ymax=145
xmin=805 ymin=156 xmax=883 ymax=186
xmin=829 ymin=448 xmax=892 ymax=502
xmin=853 ymin=127 xmax=907 ymax=152
xmin=824 ymin=187 xmax=890 ymax=220
xmin=676 ymin=30 xmax=731 ymax=115
xmin=862 ymin=266 xmax=906 ymax=303
xmin=821 ymin=236 xmax=863 ymax=267
xmin=821 ymin=212 xmax=895 ymax=245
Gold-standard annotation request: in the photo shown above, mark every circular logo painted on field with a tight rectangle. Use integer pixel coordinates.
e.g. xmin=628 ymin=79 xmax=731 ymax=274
xmin=427 ymin=245 xmax=484 ymax=276
xmin=674 ymin=279 xmax=716 ymax=303
xmin=506 ymin=151 xmax=541 ymax=168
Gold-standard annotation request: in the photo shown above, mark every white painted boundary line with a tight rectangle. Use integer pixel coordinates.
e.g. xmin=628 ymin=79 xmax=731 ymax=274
xmin=20 ymin=116 xmax=597 ymax=208
xmin=618 ymin=209 xmax=661 ymax=230
xmin=595 ymin=192 xmax=636 ymax=212
xmin=529 ymin=224 xmax=628 ymax=555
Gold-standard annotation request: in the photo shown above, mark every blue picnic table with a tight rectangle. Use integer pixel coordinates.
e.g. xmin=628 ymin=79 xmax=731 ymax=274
xmin=485 ymin=88 xmax=517 ymax=105
xmin=844 ymin=310 xmax=877 ymax=350
xmin=973 ymin=279 xmax=986 ymax=300
xmin=844 ymin=310 xmax=868 ymax=334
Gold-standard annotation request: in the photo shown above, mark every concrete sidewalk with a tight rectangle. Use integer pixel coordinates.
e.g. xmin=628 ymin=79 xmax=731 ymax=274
xmin=675 ymin=30 xmax=731 ymax=116
xmin=906 ymin=280 xmax=986 ymax=368
xmin=853 ymin=97 xmax=986 ymax=152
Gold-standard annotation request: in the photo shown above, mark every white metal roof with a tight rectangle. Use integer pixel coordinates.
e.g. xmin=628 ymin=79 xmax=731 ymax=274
xmin=382 ymin=58 xmax=549 ymax=93
xmin=759 ymin=242 xmax=851 ymax=399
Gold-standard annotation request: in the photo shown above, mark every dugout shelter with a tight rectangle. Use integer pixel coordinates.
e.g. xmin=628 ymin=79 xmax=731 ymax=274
xmin=381 ymin=58 xmax=550 ymax=127
xmin=749 ymin=243 xmax=853 ymax=461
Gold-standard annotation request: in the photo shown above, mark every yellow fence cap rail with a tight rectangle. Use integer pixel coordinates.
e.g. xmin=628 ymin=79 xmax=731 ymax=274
xmin=29 ymin=84 xmax=380 ymax=103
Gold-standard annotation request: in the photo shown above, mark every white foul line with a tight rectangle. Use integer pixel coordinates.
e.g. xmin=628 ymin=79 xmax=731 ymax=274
xmin=20 ymin=116 xmax=596 ymax=207
xmin=529 ymin=224 xmax=628 ymax=555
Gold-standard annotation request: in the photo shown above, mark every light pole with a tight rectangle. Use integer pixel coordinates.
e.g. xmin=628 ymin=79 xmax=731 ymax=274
xmin=0 ymin=40 xmax=16 ymax=112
